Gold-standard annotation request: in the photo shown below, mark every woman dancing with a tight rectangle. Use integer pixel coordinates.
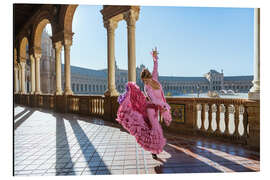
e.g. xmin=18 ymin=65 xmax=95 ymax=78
xmin=116 ymin=48 xmax=172 ymax=159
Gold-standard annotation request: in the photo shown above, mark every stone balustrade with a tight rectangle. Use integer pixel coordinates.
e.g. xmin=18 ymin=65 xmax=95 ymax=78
xmin=14 ymin=94 xmax=259 ymax=150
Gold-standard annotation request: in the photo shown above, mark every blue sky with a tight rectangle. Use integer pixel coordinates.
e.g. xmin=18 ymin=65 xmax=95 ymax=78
xmin=48 ymin=5 xmax=254 ymax=77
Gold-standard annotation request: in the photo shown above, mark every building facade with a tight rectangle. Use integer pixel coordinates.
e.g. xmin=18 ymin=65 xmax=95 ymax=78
xmin=61 ymin=65 xmax=253 ymax=95
xmin=36 ymin=31 xmax=253 ymax=95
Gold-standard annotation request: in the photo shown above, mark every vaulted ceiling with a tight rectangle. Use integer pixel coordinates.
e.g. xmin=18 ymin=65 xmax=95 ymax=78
xmin=13 ymin=4 xmax=42 ymax=38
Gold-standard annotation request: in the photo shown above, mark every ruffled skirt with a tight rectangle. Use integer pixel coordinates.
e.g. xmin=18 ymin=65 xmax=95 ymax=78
xmin=116 ymin=96 xmax=166 ymax=154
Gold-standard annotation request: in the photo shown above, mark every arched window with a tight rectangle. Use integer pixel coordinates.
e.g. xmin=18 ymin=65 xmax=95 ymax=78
xmin=76 ymin=84 xmax=79 ymax=92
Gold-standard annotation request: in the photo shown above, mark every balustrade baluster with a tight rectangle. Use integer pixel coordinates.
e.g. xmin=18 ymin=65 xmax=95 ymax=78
xmin=234 ymin=105 xmax=240 ymax=137
xmin=96 ymin=98 xmax=98 ymax=114
xmin=91 ymin=98 xmax=94 ymax=115
xmin=94 ymin=99 xmax=97 ymax=114
xmin=102 ymin=98 xmax=104 ymax=115
xmin=88 ymin=97 xmax=91 ymax=115
xmin=243 ymin=106 xmax=248 ymax=137
xmin=201 ymin=104 xmax=206 ymax=131
xmin=99 ymin=98 xmax=102 ymax=115
xmin=98 ymin=98 xmax=100 ymax=115
xmin=96 ymin=98 xmax=98 ymax=115
xmin=208 ymin=103 xmax=213 ymax=133
xmin=224 ymin=104 xmax=230 ymax=135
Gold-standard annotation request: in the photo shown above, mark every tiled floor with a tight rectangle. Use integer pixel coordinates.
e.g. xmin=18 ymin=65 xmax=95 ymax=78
xmin=14 ymin=105 xmax=260 ymax=176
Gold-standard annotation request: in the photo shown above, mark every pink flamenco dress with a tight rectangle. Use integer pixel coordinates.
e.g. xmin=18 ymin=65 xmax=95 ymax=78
xmin=116 ymin=57 xmax=172 ymax=154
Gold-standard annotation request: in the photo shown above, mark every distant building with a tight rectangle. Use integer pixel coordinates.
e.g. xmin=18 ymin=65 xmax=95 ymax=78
xmin=32 ymin=30 xmax=254 ymax=95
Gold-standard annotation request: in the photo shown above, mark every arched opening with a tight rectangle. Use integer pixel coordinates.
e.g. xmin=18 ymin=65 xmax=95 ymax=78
xmin=34 ymin=19 xmax=55 ymax=94
xmin=70 ymin=5 xmax=109 ymax=95
xmin=14 ymin=48 xmax=20 ymax=93
xmin=19 ymin=37 xmax=29 ymax=93
xmin=115 ymin=20 xmax=128 ymax=93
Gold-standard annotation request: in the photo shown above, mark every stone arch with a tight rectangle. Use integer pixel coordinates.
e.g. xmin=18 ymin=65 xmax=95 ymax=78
xmin=59 ymin=5 xmax=78 ymax=33
xmin=33 ymin=18 xmax=51 ymax=50
xmin=32 ymin=10 xmax=57 ymax=52
xmin=14 ymin=48 xmax=18 ymax=64
xmin=19 ymin=36 xmax=29 ymax=60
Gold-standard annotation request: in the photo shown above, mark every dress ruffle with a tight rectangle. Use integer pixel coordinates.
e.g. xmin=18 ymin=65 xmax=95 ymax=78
xmin=116 ymin=82 xmax=167 ymax=154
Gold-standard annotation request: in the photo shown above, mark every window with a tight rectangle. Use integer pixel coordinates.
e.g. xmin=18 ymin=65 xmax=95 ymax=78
xmin=81 ymin=84 xmax=83 ymax=91
xmin=93 ymin=85 xmax=95 ymax=92
xmin=72 ymin=83 xmax=75 ymax=92
xmin=85 ymin=84 xmax=87 ymax=91
xmin=100 ymin=85 xmax=102 ymax=92
xmin=89 ymin=85 xmax=91 ymax=92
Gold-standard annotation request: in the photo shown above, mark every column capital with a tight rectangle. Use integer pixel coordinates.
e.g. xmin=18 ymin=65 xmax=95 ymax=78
xmin=124 ymin=9 xmax=140 ymax=26
xmin=63 ymin=32 xmax=74 ymax=47
xmin=53 ymin=41 xmax=62 ymax=50
xmin=14 ymin=63 xmax=19 ymax=69
xmin=29 ymin=54 xmax=35 ymax=61
xmin=34 ymin=53 xmax=42 ymax=60
xmin=20 ymin=56 xmax=27 ymax=63
xmin=104 ymin=19 xmax=118 ymax=32
xmin=20 ymin=59 xmax=26 ymax=65
xmin=14 ymin=50 xmax=18 ymax=64
xmin=29 ymin=46 xmax=42 ymax=56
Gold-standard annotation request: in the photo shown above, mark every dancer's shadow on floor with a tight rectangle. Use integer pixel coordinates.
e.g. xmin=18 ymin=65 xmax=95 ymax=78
xmin=154 ymin=144 xmax=223 ymax=174
xmin=154 ymin=142 xmax=256 ymax=174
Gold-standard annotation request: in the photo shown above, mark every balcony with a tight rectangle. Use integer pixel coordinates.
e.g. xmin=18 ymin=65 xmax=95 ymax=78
xmin=14 ymin=94 xmax=260 ymax=175
xmin=14 ymin=94 xmax=259 ymax=150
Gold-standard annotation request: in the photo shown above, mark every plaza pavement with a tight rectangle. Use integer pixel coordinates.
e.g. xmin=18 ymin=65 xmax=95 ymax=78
xmin=14 ymin=104 xmax=260 ymax=176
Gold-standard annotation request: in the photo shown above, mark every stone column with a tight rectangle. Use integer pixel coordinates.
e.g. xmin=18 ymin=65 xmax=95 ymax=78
xmin=248 ymin=8 xmax=260 ymax=100
xmin=124 ymin=10 xmax=139 ymax=82
xmin=20 ymin=60 xmax=26 ymax=94
xmin=14 ymin=64 xmax=19 ymax=93
xmin=35 ymin=53 xmax=42 ymax=94
xmin=63 ymin=39 xmax=73 ymax=95
xmin=104 ymin=19 xmax=119 ymax=96
xmin=54 ymin=41 xmax=63 ymax=95
xmin=18 ymin=65 xmax=21 ymax=93
xmin=30 ymin=54 xmax=36 ymax=94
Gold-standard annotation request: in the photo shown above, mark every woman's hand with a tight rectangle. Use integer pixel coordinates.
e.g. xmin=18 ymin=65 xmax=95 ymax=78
xmin=151 ymin=47 xmax=159 ymax=61
xmin=160 ymin=106 xmax=167 ymax=113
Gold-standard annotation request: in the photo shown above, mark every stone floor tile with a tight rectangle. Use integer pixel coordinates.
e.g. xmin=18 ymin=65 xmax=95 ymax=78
xmin=14 ymin=105 xmax=260 ymax=176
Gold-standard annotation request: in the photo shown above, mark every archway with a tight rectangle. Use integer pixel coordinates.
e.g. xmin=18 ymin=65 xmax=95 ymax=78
xmin=33 ymin=17 xmax=55 ymax=94
xmin=18 ymin=36 xmax=29 ymax=94
xmin=69 ymin=5 xmax=108 ymax=95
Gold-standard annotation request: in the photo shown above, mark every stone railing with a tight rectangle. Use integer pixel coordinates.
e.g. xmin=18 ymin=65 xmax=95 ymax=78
xmin=36 ymin=94 xmax=55 ymax=109
xmin=163 ymin=97 xmax=259 ymax=150
xmin=67 ymin=95 xmax=104 ymax=118
xmin=14 ymin=93 xmax=104 ymax=118
xmin=14 ymin=94 xmax=259 ymax=150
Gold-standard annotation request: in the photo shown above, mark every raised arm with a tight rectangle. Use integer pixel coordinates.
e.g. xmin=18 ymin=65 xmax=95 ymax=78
xmin=151 ymin=48 xmax=159 ymax=81
xmin=152 ymin=57 xmax=158 ymax=81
